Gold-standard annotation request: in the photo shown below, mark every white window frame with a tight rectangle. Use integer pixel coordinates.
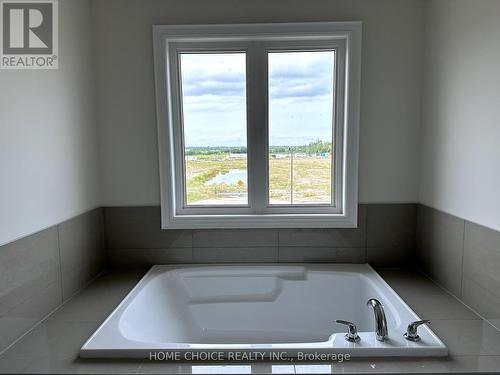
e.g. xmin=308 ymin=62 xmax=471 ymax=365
xmin=153 ymin=22 xmax=361 ymax=229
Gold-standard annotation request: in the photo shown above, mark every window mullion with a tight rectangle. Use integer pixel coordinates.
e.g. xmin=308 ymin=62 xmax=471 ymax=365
xmin=247 ymin=42 xmax=268 ymax=213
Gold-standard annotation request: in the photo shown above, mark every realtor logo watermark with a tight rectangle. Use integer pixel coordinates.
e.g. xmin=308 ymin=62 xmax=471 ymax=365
xmin=0 ymin=0 xmax=58 ymax=69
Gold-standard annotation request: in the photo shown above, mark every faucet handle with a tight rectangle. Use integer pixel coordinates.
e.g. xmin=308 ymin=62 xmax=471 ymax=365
xmin=335 ymin=319 xmax=361 ymax=343
xmin=404 ymin=320 xmax=431 ymax=342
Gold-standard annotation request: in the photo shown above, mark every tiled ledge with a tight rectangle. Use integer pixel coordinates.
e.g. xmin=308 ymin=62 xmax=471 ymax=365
xmin=0 ymin=203 xmax=417 ymax=356
xmin=0 ymin=209 xmax=105 ymax=354
xmin=416 ymin=205 xmax=500 ymax=332
xmin=4 ymin=201 xmax=498 ymax=371
xmin=1 ymin=268 xmax=500 ymax=374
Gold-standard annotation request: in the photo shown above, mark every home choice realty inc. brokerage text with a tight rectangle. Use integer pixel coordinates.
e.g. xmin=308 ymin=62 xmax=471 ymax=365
xmin=149 ymin=351 xmax=351 ymax=362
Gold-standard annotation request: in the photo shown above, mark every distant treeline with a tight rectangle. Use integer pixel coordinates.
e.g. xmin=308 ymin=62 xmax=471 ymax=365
xmin=186 ymin=140 xmax=332 ymax=155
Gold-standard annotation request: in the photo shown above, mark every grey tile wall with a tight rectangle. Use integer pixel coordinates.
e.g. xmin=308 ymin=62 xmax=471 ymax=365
xmin=104 ymin=204 xmax=417 ymax=267
xmin=0 ymin=208 xmax=105 ymax=354
xmin=58 ymin=209 xmax=105 ymax=300
xmin=193 ymin=229 xmax=278 ymax=248
xmin=0 ymin=228 xmax=61 ymax=354
xmin=416 ymin=205 xmax=465 ymax=296
xmin=367 ymin=204 xmax=416 ymax=266
xmin=278 ymin=205 xmax=366 ymax=248
xmin=109 ymin=248 xmax=192 ymax=268
xmin=104 ymin=206 xmax=192 ymax=250
xmin=193 ymin=247 xmax=279 ymax=263
xmin=416 ymin=204 xmax=500 ymax=331
xmin=462 ymin=222 xmax=500 ymax=330
xmin=278 ymin=247 xmax=365 ymax=263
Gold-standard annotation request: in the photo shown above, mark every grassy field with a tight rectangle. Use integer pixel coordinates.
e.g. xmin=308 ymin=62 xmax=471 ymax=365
xmin=185 ymin=154 xmax=332 ymax=204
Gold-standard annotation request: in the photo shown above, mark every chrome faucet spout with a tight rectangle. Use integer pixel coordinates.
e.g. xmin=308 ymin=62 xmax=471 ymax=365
xmin=366 ymin=298 xmax=389 ymax=342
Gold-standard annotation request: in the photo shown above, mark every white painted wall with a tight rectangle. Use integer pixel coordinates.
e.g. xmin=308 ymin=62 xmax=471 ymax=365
xmin=4 ymin=0 xmax=498 ymax=240
xmin=0 ymin=0 xmax=101 ymax=245
xmin=92 ymin=0 xmax=425 ymax=206
xmin=420 ymin=0 xmax=500 ymax=231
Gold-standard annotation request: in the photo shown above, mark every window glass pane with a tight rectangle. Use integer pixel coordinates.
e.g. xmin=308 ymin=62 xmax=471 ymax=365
xmin=179 ymin=52 xmax=248 ymax=206
xmin=268 ymin=50 xmax=335 ymax=205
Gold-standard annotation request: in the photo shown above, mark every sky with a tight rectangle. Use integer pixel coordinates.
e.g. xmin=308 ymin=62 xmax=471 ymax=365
xmin=180 ymin=50 xmax=335 ymax=147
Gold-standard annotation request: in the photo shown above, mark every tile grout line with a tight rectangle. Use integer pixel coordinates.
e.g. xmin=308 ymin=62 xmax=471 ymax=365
xmin=102 ymin=207 xmax=111 ymax=268
xmin=277 ymin=229 xmax=280 ymax=263
xmin=412 ymin=204 xmax=418 ymax=264
xmin=364 ymin=206 xmax=368 ymax=263
xmin=459 ymin=219 xmax=466 ymax=299
xmin=56 ymin=224 xmax=64 ymax=303
xmin=191 ymin=229 xmax=194 ymax=262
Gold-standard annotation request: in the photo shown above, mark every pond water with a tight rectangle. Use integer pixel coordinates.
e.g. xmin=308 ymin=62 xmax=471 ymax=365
xmin=205 ymin=169 xmax=247 ymax=185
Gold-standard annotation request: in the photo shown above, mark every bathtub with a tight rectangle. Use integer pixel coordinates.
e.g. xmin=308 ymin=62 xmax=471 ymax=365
xmin=80 ymin=264 xmax=447 ymax=358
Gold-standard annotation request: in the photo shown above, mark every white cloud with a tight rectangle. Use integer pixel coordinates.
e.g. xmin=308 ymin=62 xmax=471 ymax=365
xmin=180 ymin=50 xmax=335 ymax=147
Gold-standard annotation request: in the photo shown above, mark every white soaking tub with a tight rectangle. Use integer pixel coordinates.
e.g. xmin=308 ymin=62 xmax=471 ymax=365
xmin=80 ymin=264 xmax=447 ymax=358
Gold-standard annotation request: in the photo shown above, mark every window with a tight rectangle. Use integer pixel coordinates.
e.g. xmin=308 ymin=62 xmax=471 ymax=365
xmin=153 ymin=22 xmax=361 ymax=228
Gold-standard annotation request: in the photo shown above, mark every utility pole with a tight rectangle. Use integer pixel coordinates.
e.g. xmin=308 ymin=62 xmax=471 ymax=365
xmin=289 ymin=147 xmax=294 ymax=204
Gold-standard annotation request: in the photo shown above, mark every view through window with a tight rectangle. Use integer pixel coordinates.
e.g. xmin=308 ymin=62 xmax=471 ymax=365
xmin=180 ymin=52 xmax=248 ymax=206
xmin=268 ymin=50 xmax=335 ymax=205
xmin=180 ymin=50 xmax=336 ymax=207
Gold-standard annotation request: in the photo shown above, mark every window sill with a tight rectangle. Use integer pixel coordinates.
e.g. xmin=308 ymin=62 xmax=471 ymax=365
xmin=162 ymin=212 xmax=358 ymax=229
